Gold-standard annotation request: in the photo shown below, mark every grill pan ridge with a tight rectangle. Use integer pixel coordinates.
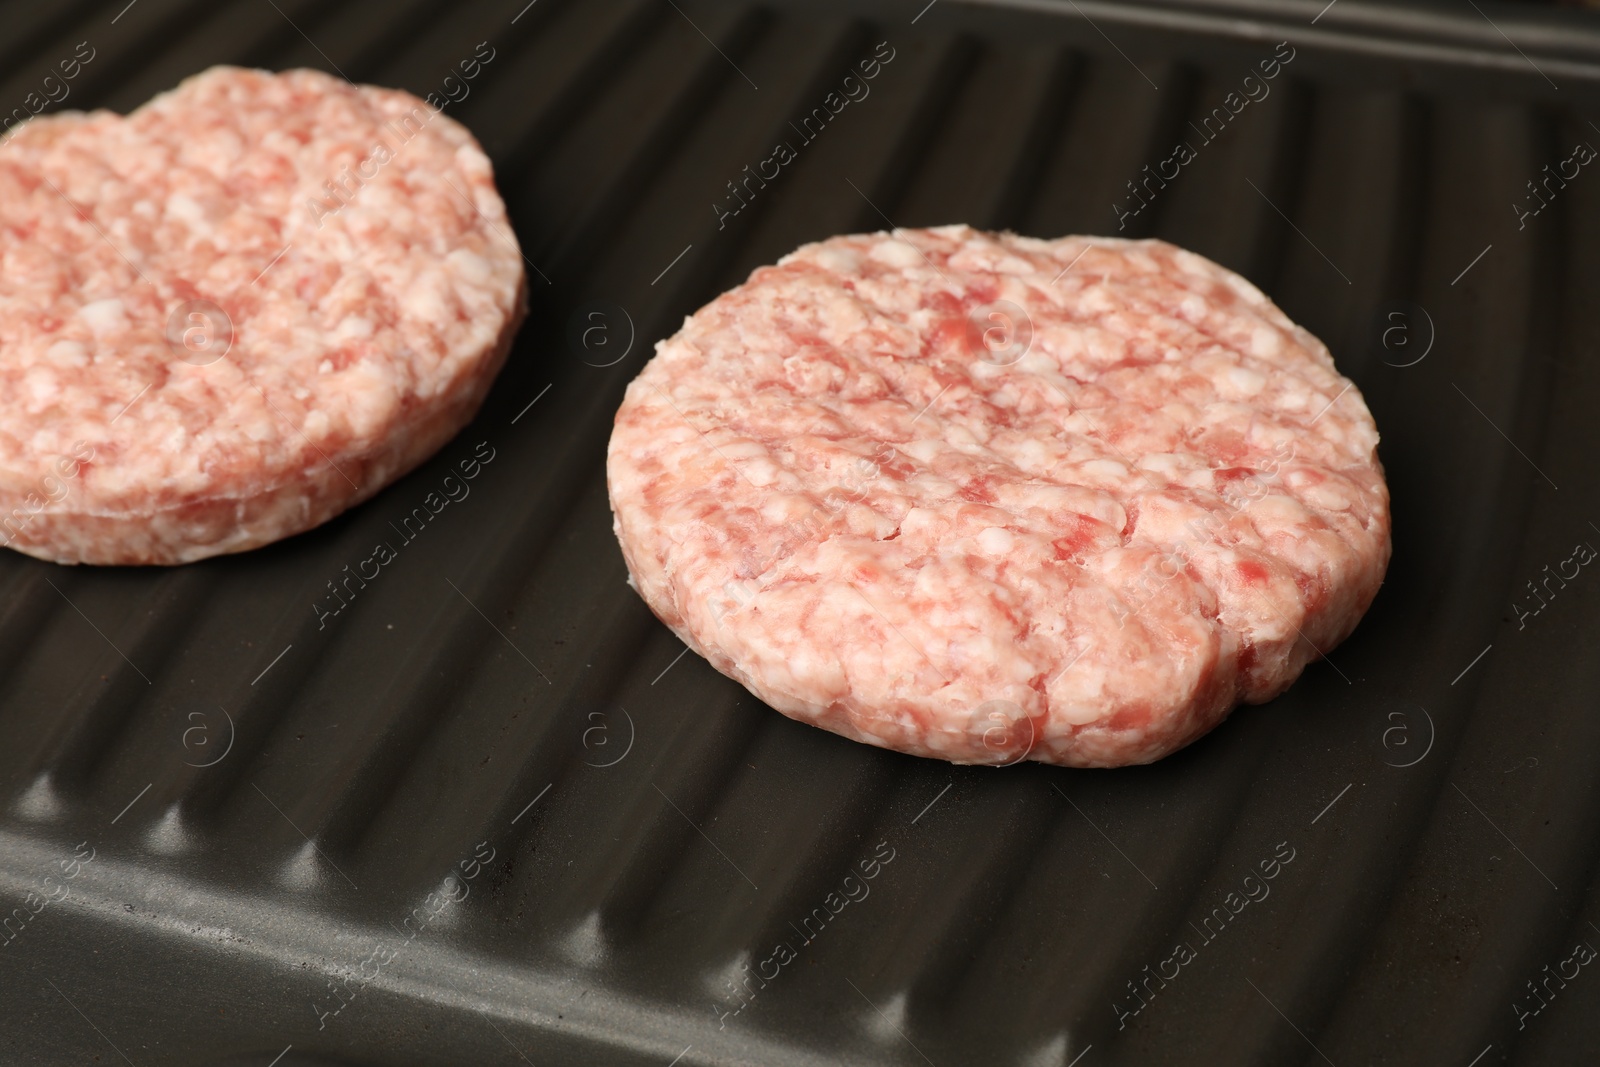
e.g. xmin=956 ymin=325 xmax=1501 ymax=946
xmin=1 ymin=0 xmax=1599 ymax=1064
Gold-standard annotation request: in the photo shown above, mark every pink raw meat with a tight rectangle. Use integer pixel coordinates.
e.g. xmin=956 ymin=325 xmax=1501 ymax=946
xmin=0 ymin=66 xmax=525 ymax=565
xmin=608 ymin=226 xmax=1389 ymax=768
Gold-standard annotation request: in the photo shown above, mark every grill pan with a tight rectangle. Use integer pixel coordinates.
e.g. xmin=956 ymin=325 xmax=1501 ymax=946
xmin=2 ymin=0 xmax=1599 ymax=1064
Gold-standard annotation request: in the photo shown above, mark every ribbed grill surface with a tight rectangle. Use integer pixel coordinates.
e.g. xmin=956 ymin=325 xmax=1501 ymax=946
xmin=2 ymin=1 xmax=1598 ymax=1064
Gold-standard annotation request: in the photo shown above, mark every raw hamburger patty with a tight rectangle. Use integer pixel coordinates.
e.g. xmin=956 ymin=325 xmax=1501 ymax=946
xmin=608 ymin=226 xmax=1390 ymax=768
xmin=0 ymin=66 xmax=525 ymax=565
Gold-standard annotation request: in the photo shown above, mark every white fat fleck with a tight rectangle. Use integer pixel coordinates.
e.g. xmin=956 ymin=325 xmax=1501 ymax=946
xmin=1201 ymin=402 xmax=1253 ymax=426
xmin=760 ymin=495 xmax=810 ymax=525
xmin=77 ymin=299 xmax=127 ymax=336
xmin=943 ymin=423 xmax=980 ymax=449
xmin=899 ymin=437 xmax=944 ymax=465
xmin=741 ymin=460 xmax=780 ymax=488
xmin=1080 ymin=459 xmax=1128 ymax=481
xmin=846 ymin=504 xmax=891 ymax=538
xmin=404 ymin=273 xmax=451 ymax=324
xmin=1054 ymin=678 xmax=1111 ymax=725
xmin=870 ymin=240 xmax=924 ymax=268
xmin=718 ymin=439 xmax=768 ymax=462
xmin=1172 ymin=248 xmax=1213 ymax=278
xmin=812 ymin=246 xmax=860 ymax=273
xmin=1225 ymin=366 xmax=1267 ymax=396
xmin=444 ymin=248 xmax=491 ymax=286
xmin=975 ymin=527 xmax=1015 ymax=556
xmin=1249 ymin=325 xmax=1282 ymax=359
xmin=1013 ymin=351 xmax=1059 ymax=375
xmin=1278 ymin=382 xmax=1312 ymax=412
xmin=1137 ymin=453 xmax=1187 ymax=477
xmin=1294 ymin=478 xmax=1355 ymax=512
xmin=334 ymin=315 xmax=374 ymax=340
xmin=46 ymin=340 xmax=91 ymax=368
xmin=1250 ymin=494 xmax=1312 ymax=524
xmin=24 ymin=367 xmax=58 ymax=405
xmin=1006 ymin=437 xmax=1056 ymax=472
xmin=242 ymin=409 xmax=276 ymax=442
xmin=165 ymin=193 xmax=209 ymax=232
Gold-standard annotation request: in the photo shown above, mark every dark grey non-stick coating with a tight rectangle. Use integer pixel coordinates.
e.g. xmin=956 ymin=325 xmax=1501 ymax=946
xmin=2 ymin=0 xmax=1599 ymax=1063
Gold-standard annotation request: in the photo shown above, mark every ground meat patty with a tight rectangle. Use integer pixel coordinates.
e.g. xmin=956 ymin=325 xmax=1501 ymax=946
xmin=0 ymin=66 xmax=525 ymax=565
xmin=608 ymin=226 xmax=1390 ymax=768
